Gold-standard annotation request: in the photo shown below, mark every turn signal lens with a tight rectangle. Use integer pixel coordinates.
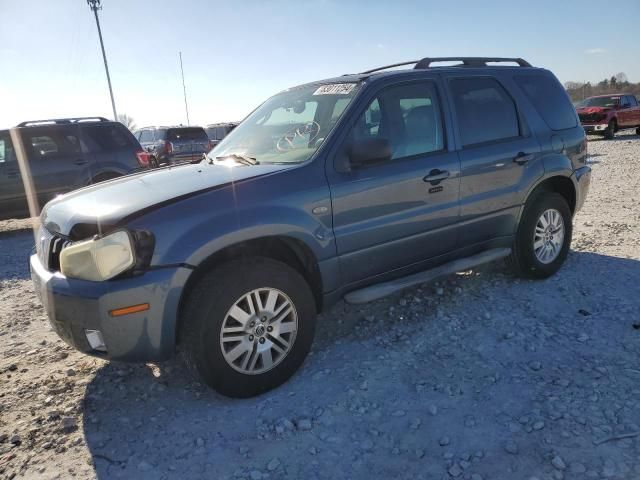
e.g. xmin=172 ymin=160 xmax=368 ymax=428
xmin=109 ymin=303 xmax=150 ymax=317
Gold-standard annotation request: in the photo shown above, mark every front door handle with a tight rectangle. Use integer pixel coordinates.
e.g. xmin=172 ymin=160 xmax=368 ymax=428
xmin=513 ymin=152 xmax=535 ymax=165
xmin=423 ymin=169 xmax=450 ymax=185
xmin=74 ymin=159 xmax=88 ymax=166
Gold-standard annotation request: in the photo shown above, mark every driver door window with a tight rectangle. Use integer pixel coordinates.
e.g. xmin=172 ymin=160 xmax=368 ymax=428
xmin=350 ymin=82 xmax=444 ymax=161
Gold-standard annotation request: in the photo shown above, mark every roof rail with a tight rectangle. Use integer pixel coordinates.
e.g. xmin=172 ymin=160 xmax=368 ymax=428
xmin=360 ymin=60 xmax=420 ymax=74
xmin=359 ymin=57 xmax=531 ymax=74
xmin=414 ymin=57 xmax=532 ymax=69
xmin=17 ymin=117 xmax=110 ymax=127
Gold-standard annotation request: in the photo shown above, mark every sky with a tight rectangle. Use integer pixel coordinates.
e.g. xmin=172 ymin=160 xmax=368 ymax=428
xmin=1 ymin=0 xmax=639 ymax=129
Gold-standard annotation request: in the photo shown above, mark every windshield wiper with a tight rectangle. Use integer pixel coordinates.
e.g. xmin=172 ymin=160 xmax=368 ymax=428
xmin=215 ymin=154 xmax=259 ymax=166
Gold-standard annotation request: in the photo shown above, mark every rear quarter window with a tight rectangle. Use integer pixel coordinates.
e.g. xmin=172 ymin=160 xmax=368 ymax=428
xmin=81 ymin=125 xmax=134 ymax=152
xmin=0 ymin=133 xmax=12 ymax=163
xmin=515 ymin=74 xmax=577 ymax=130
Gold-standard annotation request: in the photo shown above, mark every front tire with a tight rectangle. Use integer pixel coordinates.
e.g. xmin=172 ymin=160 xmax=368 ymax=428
xmin=508 ymin=191 xmax=572 ymax=279
xmin=180 ymin=257 xmax=316 ymax=398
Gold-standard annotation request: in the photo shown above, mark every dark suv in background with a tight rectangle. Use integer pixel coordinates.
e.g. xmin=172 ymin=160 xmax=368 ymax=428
xmin=0 ymin=117 xmax=150 ymax=220
xmin=205 ymin=122 xmax=238 ymax=148
xmin=30 ymin=57 xmax=590 ymax=398
xmin=135 ymin=126 xmax=211 ymax=166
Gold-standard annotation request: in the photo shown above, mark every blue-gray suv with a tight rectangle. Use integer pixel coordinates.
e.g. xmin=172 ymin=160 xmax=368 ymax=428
xmin=30 ymin=57 xmax=591 ymax=397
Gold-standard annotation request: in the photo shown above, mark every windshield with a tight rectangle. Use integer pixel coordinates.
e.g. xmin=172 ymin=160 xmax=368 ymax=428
xmin=209 ymin=82 xmax=361 ymax=164
xmin=576 ymin=96 xmax=620 ymax=108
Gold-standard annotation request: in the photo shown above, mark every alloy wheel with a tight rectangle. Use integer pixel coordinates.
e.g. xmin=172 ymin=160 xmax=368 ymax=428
xmin=219 ymin=288 xmax=298 ymax=375
xmin=533 ymin=208 xmax=565 ymax=264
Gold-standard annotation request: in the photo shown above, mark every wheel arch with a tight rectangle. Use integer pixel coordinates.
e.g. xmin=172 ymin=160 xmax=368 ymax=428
xmin=176 ymin=235 xmax=323 ymax=344
xmin=522 ymin=173 xmax=577 ymax=218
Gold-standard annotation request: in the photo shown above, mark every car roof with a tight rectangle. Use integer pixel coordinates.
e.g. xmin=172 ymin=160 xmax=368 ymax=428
xmin=589 ymin=93 xmax=632 ymax=98
xmin=137 ymin=125 xmax=206 ymax=130
xmin=287 ymin=57 xmax=544 ymax=92
xmin=15 ymin=117 xmax=117 ymax=128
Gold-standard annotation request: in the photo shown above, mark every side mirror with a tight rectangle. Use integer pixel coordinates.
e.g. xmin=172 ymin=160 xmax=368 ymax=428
xmin=348 ymin=138 xmax=392 ymax=168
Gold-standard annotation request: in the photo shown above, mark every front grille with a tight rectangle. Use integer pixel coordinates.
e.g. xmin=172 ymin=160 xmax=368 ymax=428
xmin=579 ymin=113 xmax=605 ymax=123
xmin=36 ymin=226 xmax=71 ymax=271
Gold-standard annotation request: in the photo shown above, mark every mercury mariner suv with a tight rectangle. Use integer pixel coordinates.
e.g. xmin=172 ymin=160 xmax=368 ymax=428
xmin=30 ymin=57 xmax=591 ymax=397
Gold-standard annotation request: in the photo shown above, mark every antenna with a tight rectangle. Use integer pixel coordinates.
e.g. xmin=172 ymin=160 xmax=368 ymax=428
xmin=179 ymin=51 xmax=190 ymax=126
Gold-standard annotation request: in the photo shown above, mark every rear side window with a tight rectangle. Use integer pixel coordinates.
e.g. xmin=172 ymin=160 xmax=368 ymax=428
xmin=450 ymin=77 xmax=520 ymax=147
xmin=81 ymin=125 xmax=134 ymax=152
xmin=139 ymin=129 xmax=153 ymax=142
xmin=630 ymin=96 xmax=639 ymax=107
xmin=26 ymin=127 xmax=82 ymax=158
xmin=167 ymin=128 xmax=208 ymax=141
xmin=515 ymin=74 xmax=577 ymax=130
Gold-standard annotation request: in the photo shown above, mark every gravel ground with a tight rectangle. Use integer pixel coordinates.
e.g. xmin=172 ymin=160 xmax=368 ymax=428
xmin=1 ymin=131 xmax=639 ymax=480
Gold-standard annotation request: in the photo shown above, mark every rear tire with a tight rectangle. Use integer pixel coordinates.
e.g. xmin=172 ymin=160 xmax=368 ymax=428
xmin=636 ymin=127 xmax=640 ymax=136
xmin=604 ymin=120 xmax=616 ymax=140
xmin=508 ymin=191 xmax=572 ymax=279
xmin=180 ymin=257 xmax=316 ymax=398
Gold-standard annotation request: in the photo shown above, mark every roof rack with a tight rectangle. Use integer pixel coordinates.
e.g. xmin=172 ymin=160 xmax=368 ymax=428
xmin=360 ymin=57 xmax=532 ymax=74
xmin=17 ymin=117 xmax=110 ymax=127
xmin=415 ymin=57 xmax=531 ymax=69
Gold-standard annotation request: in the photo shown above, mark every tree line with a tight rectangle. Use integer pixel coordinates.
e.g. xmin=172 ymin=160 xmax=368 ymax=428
xmin=565 ymin=72 xmax=640 ymax=102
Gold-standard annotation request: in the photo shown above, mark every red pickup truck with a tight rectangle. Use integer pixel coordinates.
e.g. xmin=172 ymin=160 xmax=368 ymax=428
xmin=575 ymin=94 xmax=640 ymax=139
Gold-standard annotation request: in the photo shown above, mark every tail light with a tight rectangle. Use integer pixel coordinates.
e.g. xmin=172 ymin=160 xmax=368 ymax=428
xmin=164 ymin=141 xmax=173 ymax=154
xmin=208 ymin=140 xmax=214 ymax=151
xmin=135 ymin=150 xmax=151 ymax=167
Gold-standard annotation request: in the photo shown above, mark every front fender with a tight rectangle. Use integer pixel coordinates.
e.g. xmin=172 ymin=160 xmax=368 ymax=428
xmin=172 ymin=205 xmax=333 ymax=267
xmin=125 ymin=162 xmax=335 ymax=276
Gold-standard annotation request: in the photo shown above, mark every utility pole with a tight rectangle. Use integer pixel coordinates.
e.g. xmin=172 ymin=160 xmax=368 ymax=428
xmin=87 ymin=0 xmax=117 ymax=121
xmin=179 ymin=52 xmax=190 ymax=125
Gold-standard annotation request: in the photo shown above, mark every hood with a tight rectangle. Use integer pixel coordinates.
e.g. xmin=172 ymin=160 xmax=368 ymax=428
xmin=41 ymin=162 xmax=291 ymax=237
xmin=576 ymin=106 xmax=612 ymax=114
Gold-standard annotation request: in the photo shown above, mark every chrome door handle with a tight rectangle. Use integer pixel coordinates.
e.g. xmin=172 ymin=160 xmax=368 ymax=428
xmin=423 ymin=169 xmax=450 ymax=185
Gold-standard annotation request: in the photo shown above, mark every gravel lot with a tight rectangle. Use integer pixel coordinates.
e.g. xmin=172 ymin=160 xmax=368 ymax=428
xmin=1 ymin=132 xmax=639 ymax=480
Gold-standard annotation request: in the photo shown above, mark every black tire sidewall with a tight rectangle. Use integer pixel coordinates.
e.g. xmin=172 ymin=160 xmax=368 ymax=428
xmin=183 ymin=257 xmax=316 ymax=398
xmin=514 ymin=192 xmax=572 ymax=278
xmin=604 ymin=120 xmax=615 ymax=139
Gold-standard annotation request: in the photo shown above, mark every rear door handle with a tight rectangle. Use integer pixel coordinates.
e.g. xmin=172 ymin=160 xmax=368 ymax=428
xmin=7 ymin=170 xmax=19 ymax=178
xmin=74 ymin=159 xmax=88 ymax=166
xmin=513 ymin=152 xmax=535 ymax=165
xmin=423 ymin=169 xmax=450 ymax=185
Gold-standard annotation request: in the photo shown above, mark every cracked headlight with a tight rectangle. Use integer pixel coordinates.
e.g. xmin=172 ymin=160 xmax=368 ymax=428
xmin=60 ymin=230 xmax=135 ymax=281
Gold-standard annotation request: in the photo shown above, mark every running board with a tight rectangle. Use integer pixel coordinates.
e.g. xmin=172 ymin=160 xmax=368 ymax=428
xmin=343 ymin=248 xmax=512 ymax=304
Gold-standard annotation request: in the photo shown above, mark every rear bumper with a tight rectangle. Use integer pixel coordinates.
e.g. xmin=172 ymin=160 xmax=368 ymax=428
xmin=582 ymin=123 xmax=608 ymax=133
xmin=30 ymin=253 xmax=191 ymax=362
xmin=573 ymin=165 xmax=591 ymax=213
